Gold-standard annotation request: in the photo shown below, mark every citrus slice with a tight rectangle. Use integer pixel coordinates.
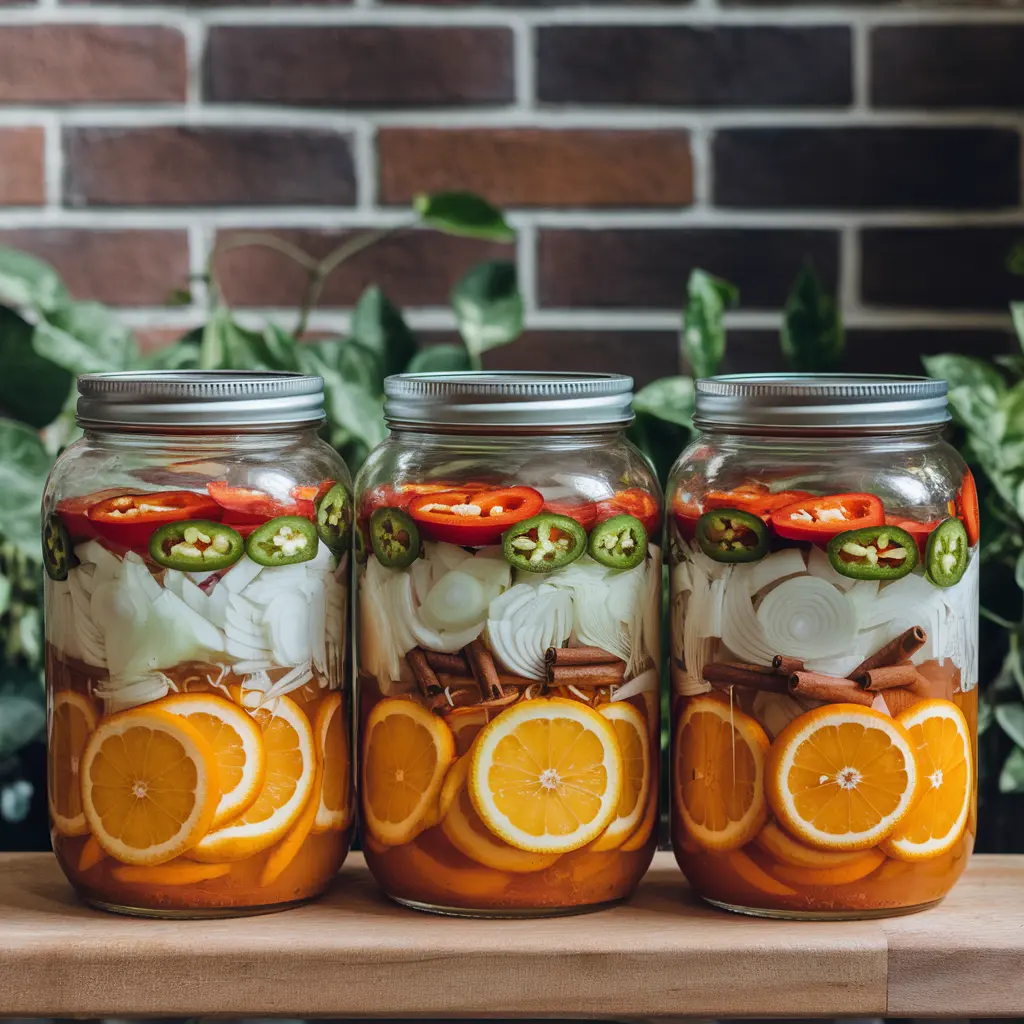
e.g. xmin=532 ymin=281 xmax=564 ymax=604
xmin=620 ymin=775 xmax=658 ymax=853
xmin=261 ymin=763 xmax=323 ymax=887
xmin=441 ymin=756 xmax=559 ymax=873
xmin=726 ymin=849 xmax=797 ymax=897
xmin=49 ymin=691 xmax=98 ymax=837
xmin=755 ymin=821 xmax=869 ymax=870
xmin=311 ymin=691 xmax=351 ymax=833
xmin=159 ymin=692 xmax=266 ymax=829
xmin=362 ymin=697 xmax=454 ymax=847
xmin=766 ymin=703 xmax=918 ymax=851
xmin=448 ymin=707 xmax=490 ymax=756
xmin=591 ymin=701 xmax=651 ymax=852
xmin=772 ymin=848 xmax=886 ymax=887
xmin=111 ymin=861 xmax=231 ymax=886
xmin=469 ymin=697 xmax=623 ymax=854
xmin=78 ymin=834 xmax=105 ymax=872
xmin=191 ymin=693 xmax=315 ymax=862
xmin=674 ymin=695 xmax=770 ymax=852
xmin=81 ymin=707 xmax=221 ymax=866
xmin=882 ymin=699 xmax=973 ymax=861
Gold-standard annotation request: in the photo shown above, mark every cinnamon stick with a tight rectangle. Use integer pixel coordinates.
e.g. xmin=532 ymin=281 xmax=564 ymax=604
xmin=855 ymin=664 xmax=919 ymax=691
xmin=849 ymin=626 xmax=927 ymax=678
xmin=772 ymin=655 xmax=805 ymax=676
xmin=789 ymin=671 xmax=875 ymax=707
xmin=549 ymin=663 xmax=627 ymax=688
xmin=466 ymin=640 xmax=503 ymax=700
xmin=545 ymin=646 xmax=623 ymax=667
xmin=703 ymin=661 xmax=790 ymax=695
xmin=406 ymin=649 xmax=442 ymax=698
xmin=437 ymin=672 xmax=536 ymax=691
xmin=423 ymin=650 xmax=470 ymax=675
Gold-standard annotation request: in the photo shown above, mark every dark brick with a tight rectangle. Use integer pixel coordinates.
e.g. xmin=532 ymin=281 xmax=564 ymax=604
xmin=714 ymin=128 xmax=1020 ymax=209
xmin=538 ymin=26 xmax=851 ymax=108
xmin=0 ymin=128 xmax=45 ymax=205
xmin=379 ymin=129 xmax=692 ymax=207
xmin=0 ymin=26 xmax=185 ymax=103
xmin=205 ymin=26 xmax=513 ymax=108
xmin=214 ymin=228 xmax=512 ymax=308
xmin=64 ymin=127 xmax=355 ymax=207
xmin=0 ymin=229 xmax=189 ymax=306
xmin=862 ymin=227 xmax=1024 ymax=311
xmin=538 ymin=228 xmax=839 ymax=310
xmin=873 ymin=25 xmax=1024 ymax=108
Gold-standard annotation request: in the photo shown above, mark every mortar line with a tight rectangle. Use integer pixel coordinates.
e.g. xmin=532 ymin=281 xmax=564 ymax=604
xmin=851 ymin=19 xmax=870 ymax=113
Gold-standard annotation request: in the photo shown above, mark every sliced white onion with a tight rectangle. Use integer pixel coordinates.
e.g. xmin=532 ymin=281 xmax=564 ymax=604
xmin=756 ymin=576 xmax=857 ymax=661
xmin=220 ymin=555 xmax=263 ymax=594
xmin=699 ymin=569 xmax=731 ymax=639
xmin=263 ymin=592 xmax=312 ymax=666
xmin=746 ymin=547 xmax=807 ymax=596
xmin=687 ymin=542 xmax=732 ymax=580
xmin=720 ymin=570 xmax=776 ymax=667
xmin=612 ymin=667 xmax=658 ymax=701
xmin=486 ymin=583 xmax=572 ymax=680
xmin=420 ymin=571 xmax=487 ymax=631
xmin=74 ymin=540 xmax=122 ymax=581
xmin=95 ymin=673 xmax=172 ymax=714
xmin=806 ymin=544 xmax=857 ymax=592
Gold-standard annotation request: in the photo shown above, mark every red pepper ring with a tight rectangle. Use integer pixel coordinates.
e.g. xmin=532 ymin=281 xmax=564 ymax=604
xmin=596 ymin=488 xmax=660 ymax=535
xmin=705 ymin=488 xmax=814 ymax=519
xmin=408 ymin=486 xmax=544 ymax=546
xmin=56 ymin=487 xmax=147 ymax=543
xmin=884 ymin=515 xmax=944 ymax=559
xmin=957 ymin=470 xmax=980 ymax=547
xmin=87 ymin=490 xmax=223 ymax=549
xmin=769 ymin=492 xmax=885 ymax=543
xmin=543 ymin=497 xmax=599 ymax=532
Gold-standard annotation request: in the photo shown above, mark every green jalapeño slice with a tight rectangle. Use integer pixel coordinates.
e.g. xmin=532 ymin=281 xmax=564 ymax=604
xmin=502 ymin=513 xmax=586 ymax=573
xmin=696 ymin=508 xmax=769 ymax=563
xmin=925 ymin=517 xmax=969 ymax=588
xmin=369 ymin=507 xmax=420 ymax=568
xmin=827 ymin=524 xmax=918 ymax=581
xmin=150 ymin=519 xmax=244 ymax=571
xmin=43 ymin=513 xmax=76 ymax=581
xmin=588 ymin=513 xmax=647 ymax=570
xmin=315 ymin=482 xmax=352 ymax=554
xmin=246 ymin=515 xmax=319 ymax=567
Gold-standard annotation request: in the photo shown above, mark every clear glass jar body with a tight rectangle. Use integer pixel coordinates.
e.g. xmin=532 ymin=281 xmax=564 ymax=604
xmin=667 ymin=430 xmax=978 ymax=919
xmin=43 ymin=428 xmax=353 ymax=917
xmin=355 ymin=428 xmax=662 ymax=916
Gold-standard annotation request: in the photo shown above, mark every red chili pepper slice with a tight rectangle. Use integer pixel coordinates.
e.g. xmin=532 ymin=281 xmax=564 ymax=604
xmin=769 ymin=493 xmax=885 ymax=542
xmin=87 ymin=490 xmax=222 ymax=549
xmin=956 ymin=470 xmax=980 ymax=547
xmin=408 ymin=486 xmax=544 ymax=546
xmin=543 ymin=497 xmax=599 ymax=532
xmin=596 ymin=488 xmax=660 ymax=535
xmin=884 ymin=515 xmax=944 ymax=559
xmin=56 ymin=488 xmax=146 ymax=543
xmin=207 ymin=480 xmax=293 ymax=523
xmin=705 ymin=488 xmax=814 ymax=519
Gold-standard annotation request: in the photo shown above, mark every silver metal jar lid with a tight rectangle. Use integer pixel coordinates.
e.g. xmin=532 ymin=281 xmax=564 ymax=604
xmin=77 ymin=371 xmax=326 ymax=432
xmin=383 ymin=372 xmax=635 ymax=431
xmin=694 ymin=374 xmax=949 ymax=433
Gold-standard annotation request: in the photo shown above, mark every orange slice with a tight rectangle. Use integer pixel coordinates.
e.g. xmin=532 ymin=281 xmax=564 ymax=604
xmin=190 ymin=693 xmax=315 ymax=862
xmin=111 ymin=861 xmax=231 ymax=886
xmin=261 ymin=763 xmax=323 ymax=887
xmin=447 ymin=707 xmax=490 ymax=756
xmin=766 ymin=703 xmax=918 ymax=851
xmin=882 ymin=700 xmax=973 ymax=861
xmin=441 ymin=756 xmax=559 ymax=873
xmin=49 ymin=691 xmax=97 ymax=837
xmin=755 ymin=821 xmax=869 ymax=870
xmin=772 ymin=848 xmax=886 ymax=887
xmin=726 ymin=849 xmax=797 ymax=897
xmin=674 ymin=695 xmax=770 ymax=852
xmin=469 ymin=697 xmax=622 ymax=854
xmin=311 ymin=691 xmax=351 ymax=833
xmin=620 ymin=775 xmax=659 ymax=853
xmin=81 ymin=707 xmax=221 ymax=866
xmin=159 ymin=692 xmax=265 ymax=828
xmin=77 ymin=834 xmax=105 ymax=872
xmin=362 ymin=698 xmax=454 ymax=847
xmin=591 ymin=702 xmax=651 ymax=852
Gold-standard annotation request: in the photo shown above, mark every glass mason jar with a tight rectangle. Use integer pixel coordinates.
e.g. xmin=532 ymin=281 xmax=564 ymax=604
xmin=42 ymin=372 xmax=353 ymax=918
xmin=668 ymin=375 xmax=978 ymax=920
xmin=355 ymin=373 xmax=662 ymax=916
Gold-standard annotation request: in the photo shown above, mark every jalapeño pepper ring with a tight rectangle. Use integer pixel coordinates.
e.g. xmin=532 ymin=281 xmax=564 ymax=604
xmin=315 ymin=482 xmax=353 ymax=554
xmin=246 ymin=515 xmax=319 ymax=567
xmin=588 ymin=513 xmax=648 ymax=570
xmin=370 ymin=506 xmax=421 ymax=568
xmin=43 ymin=512 xmax=76 ymax=581
xmin=149 ymin=520 xmax=245 ymax=572
xmin=827 ymin=524 xmax=919 ymax=581
xmin=696 ymin=508 xmax=769 ymax=563
xmin=926 ymin=517 xmax=969 ymax=588
xmin=501 ymin=512 xmax=586 ymax=573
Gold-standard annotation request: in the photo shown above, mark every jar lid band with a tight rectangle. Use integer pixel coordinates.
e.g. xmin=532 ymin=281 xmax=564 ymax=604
xmin=76 ymin=371 xmax=326 ymax=431
xmin=383 ymin=372 xmax=635 ymax=431
xmin=693 ymin=374 xmax=949 ymax=433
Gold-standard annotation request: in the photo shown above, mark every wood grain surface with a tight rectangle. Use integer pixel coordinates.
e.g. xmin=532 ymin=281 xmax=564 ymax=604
xmin=1 ymin=852 xmax=1017 ymax=1018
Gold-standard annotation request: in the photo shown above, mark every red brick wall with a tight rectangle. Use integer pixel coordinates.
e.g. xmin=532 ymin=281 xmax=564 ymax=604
xmin=1 ymin=2 xmax=1022 ymax=384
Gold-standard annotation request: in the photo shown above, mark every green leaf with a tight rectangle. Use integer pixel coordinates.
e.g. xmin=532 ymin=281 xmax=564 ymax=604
xmin=350 ymin=287 xmax=417 ymax=377
xmin=451 ymin=261 xmax=524 ymax=362
xmin=34 ymin=302 xmax=138 ymax=375
xmin=633 ymin=376 xmax=696 ymax=429
xmin=1011 ymin=303 xmax=1024 ymax=353
xmin=414 ymin=192 xmax=515 ymax=243
xmin=1007 ymin=242 xmax=1024 ymax=277
xmin=0 ymin=695 xmax=44 ymax=760
xmin=978 ymin=696 xmax=994 ymax=736
xmin=198 ymin=308 xmax=298 ymax=372
xmin=999 ymin=745 xmax=1024 ymax=794
xmin=141 ymin=329 xmax=201 ymax=370
xmin=0 ymin=571 xmax=10 ymax=618
xmin=996 ymin=702 xmax=1024 ymax=749
xmin=0 ymin=307 xmax=73 ymax=428
xmin=406 ymin=343 xmax=473 ymax=374
xmin=0 ymin=419 xmax=52 ymax=560
xmin=780 ymin=265 xmax=844 ymax=373
xmin=259 ymin=322 xmax=303 ymax=372
xmin=682 ymin=269 xmax=738 ymax=379
xmin=0 ymin=247 xmax=68 ymax=315
xmin=923 ymin=353 xmax=1007 ymax=397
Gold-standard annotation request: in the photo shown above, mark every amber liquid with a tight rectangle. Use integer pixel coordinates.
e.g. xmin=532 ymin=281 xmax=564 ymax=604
xmin=49 ymin=649 xmax=352 ymax=916
xmin=359 ymin=675 xmax=658 ymax=915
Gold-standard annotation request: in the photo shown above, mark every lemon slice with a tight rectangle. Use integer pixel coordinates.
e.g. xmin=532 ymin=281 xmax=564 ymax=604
xmin=49 ymin=691 xmax=98 ymax=837
xmin=311 ymin=691 xmax=351 ymax=833
xmin=591 ymin=701 xmax=651 ymax=852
